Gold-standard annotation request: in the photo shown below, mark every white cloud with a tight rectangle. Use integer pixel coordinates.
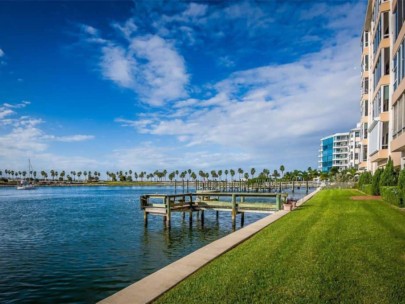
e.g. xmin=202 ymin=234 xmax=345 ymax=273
xmin=118 ymin=34 xmax=360 ymax=169
xmin=44 ymin=134 xmax=95 ymax=142
xmin=112 ymin=18 xmax=138 ymax=39
xmin=110 ymin=142 xmax=251 ymax=172
xmin=0 ymin=48 xmax=4 ymax=57
xmin=101 ymin=45 xmax=135 ymax=88
xmin=99 ymin=35 xmax=188 ymax=106
xmin=0 ymin=109 xmax=14 ymax=119
xmin=183 ymin=3 xmax=208 ymax=18
xmin=3 ymin=100 xmax=30 ymax=108
xmin=0 ymin=102 xmax=96 ymax=170
xmin=81 ymin=24 xmax=99 ymax=36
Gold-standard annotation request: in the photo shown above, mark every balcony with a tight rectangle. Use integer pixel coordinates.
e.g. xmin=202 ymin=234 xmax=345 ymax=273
xmin=391 ymin=132 xmax=405 ymax=152
xmin=370 ymin=149 xmax=388 ymax=162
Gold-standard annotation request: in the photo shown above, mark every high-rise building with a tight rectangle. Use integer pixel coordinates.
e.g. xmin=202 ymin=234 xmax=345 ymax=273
xmin=318 ymin=133 xmax=350 ymax=172
xmin=359 ymin=0 xmax=404 ymax=172
xmin=349 ymin=125 xmax=362 ymax=168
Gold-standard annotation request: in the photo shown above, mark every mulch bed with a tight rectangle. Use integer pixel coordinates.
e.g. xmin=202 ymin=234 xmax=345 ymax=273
xmin=350 ymin=196 xmax=381 ymax=201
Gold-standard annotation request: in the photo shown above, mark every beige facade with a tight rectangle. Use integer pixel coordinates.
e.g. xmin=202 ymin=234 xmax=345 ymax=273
xmin=359 ymin=0 xmax=404 ymax=172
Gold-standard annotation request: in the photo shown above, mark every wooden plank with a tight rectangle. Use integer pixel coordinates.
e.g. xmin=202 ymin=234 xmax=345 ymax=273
xmin=238 ymin=203 xmax=277 ymax=209
xmin=198 ymin=201 xmax=232 ymax=207
xmin=144 ymin=208 xmax=167 ymax=214
xmin=238 ymin=210 xmax=275 ymax=214
xmin=196 ymin=192 xmax=288 ymax=197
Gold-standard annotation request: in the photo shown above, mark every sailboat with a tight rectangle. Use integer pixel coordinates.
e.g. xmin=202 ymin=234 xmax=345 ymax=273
xmin=16 ymin=159 xmax=36 ymax=190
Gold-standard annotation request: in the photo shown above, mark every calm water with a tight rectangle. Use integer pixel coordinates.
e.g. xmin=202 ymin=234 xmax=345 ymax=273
xmin=0 ymin=186 xmax=312 ymax=303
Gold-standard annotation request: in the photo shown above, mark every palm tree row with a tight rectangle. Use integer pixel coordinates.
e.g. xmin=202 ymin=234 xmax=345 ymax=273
xmin=0 ymin=169 xmax=102 ymax=182
xmin=0 ymin=165 xmax=334 ymax=183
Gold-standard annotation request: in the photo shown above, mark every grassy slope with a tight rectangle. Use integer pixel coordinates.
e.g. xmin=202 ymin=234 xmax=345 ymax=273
xmin=156 ymin=189 xmax=405 ymax=304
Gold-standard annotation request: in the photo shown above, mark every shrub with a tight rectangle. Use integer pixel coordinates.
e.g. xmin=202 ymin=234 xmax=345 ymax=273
xmin=371 ymin=169 xmax=383 ymax=195
xmin=361 ymin=184 xmax=373 ymax=195
xmin=398 ymin=168 xmax=405 ymax=191
xmin=380 ymin=157 xmax=397 ymax=187
xmin=380 ymin=186 xmax=403 ymax=207
xmin=358 ymin=171 xmax=372 ymax=189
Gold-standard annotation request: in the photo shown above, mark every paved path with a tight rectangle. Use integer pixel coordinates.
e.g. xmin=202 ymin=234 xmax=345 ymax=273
xmin=99 ymin=188 xmax=321 ymax=304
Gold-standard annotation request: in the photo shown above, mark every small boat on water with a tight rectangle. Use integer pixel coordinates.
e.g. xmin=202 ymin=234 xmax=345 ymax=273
xmin=16 ymin=159 xmax=37 ymax=190
xmin=16 ymin=181 xmax=36 ymax=190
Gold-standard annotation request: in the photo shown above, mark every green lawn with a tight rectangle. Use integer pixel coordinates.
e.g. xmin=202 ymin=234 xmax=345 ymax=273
xmin=155 ymin=189 xmax=405 ymax=304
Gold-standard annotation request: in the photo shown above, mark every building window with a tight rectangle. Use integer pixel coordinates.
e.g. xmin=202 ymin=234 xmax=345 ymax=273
xmin=362 ymin=145 xmax=368 ymax=162
xmin=373 ymin=48 xmax=389 ymax=90
xmin=373 ymin=85 xmax=389 ymax=117
xmin=393 ymin=93 xmax=405 ymax=138
xmin=363 ymin=54 xmax=369 ymax=71
xmin=363 ymin=100 xmax=368 ymax=116
xmin=363 ymin=123 xmax=368 ymax=139
xmin=373 ymin=11 xmax=389 ymax=56
xmin=374 ymin=56 xmax=381 ymax=90
xmin=382 ymin=122 xmax=389 ymax=149
xmin=394 ymin=39 xmax=405 ymax=91
xmin=394 ymin=0 xmax=405 ymax=41
xmin=383 ymin=85 xmax=389 ymax=111
xmin=363 ymin=77 xmax=369 ymax=94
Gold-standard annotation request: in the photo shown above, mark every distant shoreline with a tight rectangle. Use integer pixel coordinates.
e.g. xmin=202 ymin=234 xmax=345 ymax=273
xmin=0 ymin=182 xmax=176 ymax=188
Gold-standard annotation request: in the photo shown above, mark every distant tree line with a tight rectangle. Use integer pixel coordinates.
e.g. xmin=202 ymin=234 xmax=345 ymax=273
xmin=0 ymin=165 xmax=330 ymax=184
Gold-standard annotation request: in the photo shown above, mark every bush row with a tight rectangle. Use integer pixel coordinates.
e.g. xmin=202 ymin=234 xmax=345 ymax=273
xmin=380 ymin=186 xmax=405 ymax=207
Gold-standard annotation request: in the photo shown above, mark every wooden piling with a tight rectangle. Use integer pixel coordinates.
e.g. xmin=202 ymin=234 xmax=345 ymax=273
xmin=276 ymin=194 xmax=281 ymax=211
xmin=165 ymin=197 xmax=171 ymax=228
xmin=144 ymin=211 xmax=148 ymax=227
xmin=231 ymin=194 xmax=237 ymax=227
xmin=241 ymin=212 xmax=245 ymax=227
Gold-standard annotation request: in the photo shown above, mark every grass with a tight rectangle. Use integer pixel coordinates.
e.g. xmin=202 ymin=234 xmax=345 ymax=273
xmin=155 ymin=189 xmax=405 ymax=304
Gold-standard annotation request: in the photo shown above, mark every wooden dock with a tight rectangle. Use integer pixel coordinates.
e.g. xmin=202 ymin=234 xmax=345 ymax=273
xmin=140 ymin=192 xmax=288 ymax=228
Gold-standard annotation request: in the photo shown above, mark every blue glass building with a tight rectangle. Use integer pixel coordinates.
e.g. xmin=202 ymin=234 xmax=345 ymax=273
xmin=318 ymin=133 xmax=350 ymax=172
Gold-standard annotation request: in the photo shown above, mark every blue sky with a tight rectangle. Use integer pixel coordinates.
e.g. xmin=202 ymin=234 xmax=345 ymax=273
xmin=0 ymin=0 xmax=366 ymax=174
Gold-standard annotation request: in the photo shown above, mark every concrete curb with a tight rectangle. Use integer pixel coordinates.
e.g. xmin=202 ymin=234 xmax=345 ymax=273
xmin=98 ymin=187 xmax=322 ymax=304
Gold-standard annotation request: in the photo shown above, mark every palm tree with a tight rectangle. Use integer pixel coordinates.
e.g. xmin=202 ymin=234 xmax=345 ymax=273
xmin=224 ymin=169 xmax=229 ymax=181
xmin=230 ymin=169 xmax=235 ymax=181
xmin=280 ymin=165 xmax=285 ymax=178
xmin=250 ymin=168 xmax=256 ymax=178
xmin=238 ymin=168 xmax=243 ymax=180
xmin=273 ymin=169 xmax=280 ymax=180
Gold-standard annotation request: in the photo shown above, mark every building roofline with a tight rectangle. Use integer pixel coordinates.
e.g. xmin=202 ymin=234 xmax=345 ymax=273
xmin=320 ymin=132 xmax=350 ymax=141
